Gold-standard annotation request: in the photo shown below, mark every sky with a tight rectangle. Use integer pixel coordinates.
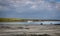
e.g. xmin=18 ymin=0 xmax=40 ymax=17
xmin=0 ymin=0 xmax=60 ymax=19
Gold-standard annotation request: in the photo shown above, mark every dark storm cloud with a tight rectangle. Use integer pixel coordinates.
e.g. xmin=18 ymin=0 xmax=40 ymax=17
xmin=0 ymin=0 xmax=60 ymax=19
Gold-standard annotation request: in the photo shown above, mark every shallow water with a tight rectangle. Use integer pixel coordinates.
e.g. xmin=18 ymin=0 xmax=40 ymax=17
xmin=0 ymin=21 xmax=60 ymax=24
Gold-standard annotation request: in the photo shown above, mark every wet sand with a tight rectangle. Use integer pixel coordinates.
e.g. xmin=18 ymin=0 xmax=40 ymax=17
xmin=0 ymin=24 xmax=60 ymax=36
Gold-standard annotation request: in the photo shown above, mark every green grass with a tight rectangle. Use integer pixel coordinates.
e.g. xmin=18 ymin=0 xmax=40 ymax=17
xmin=0 ymin=18 xmax=25 ymax=22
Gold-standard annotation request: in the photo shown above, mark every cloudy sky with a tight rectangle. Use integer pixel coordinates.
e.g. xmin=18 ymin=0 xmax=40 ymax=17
xmin=0 ymin=0 xmax=60 ymax=19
